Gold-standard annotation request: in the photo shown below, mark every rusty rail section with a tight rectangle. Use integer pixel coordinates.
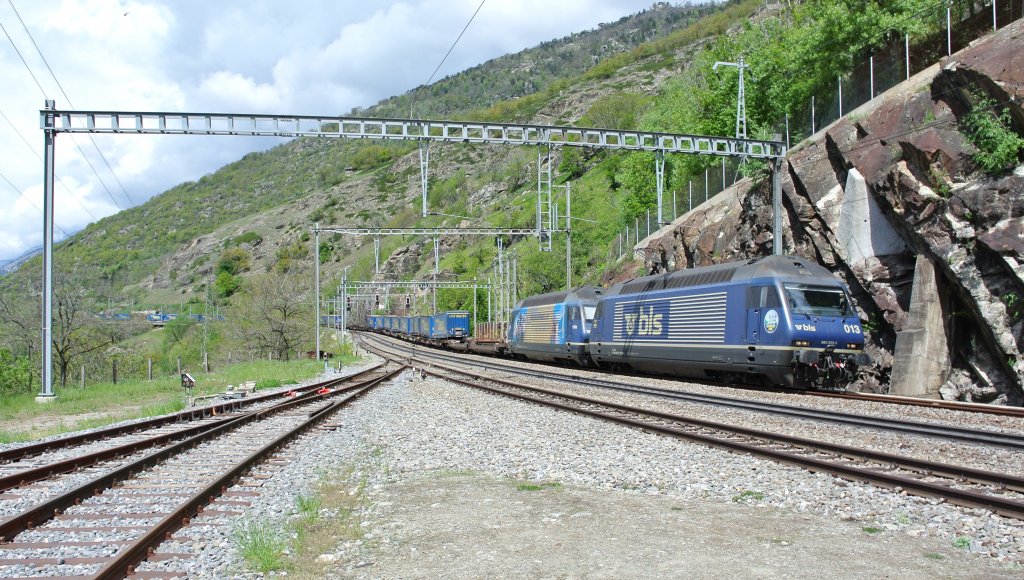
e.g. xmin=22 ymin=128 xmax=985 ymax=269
xmin=0 ymin=364 xmax=384 ymax=465
xmin=398 ymin=352 xmax=1024 ymax=520
xmin=796 ymin=389 xmax=1024 ymax=417
xmin=92 ymin=365 xmax=405 ymax=579
xmin=358 ymin=330 xmax=1024 ymax=417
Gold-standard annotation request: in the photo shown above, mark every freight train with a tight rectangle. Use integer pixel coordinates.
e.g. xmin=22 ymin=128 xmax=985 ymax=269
xmin=353 ymin=255 xmax=871 ymax=389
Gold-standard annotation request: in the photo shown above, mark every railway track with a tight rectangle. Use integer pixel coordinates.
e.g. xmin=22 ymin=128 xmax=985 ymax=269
xmin=794 ymin=388 xmax=1024 ymax=417
xmin=0 ymin=363 xmax=385 ymax=466
xmin=359 ymin=330 xmax=1024 ymax=417
xmin=0 ymin=364 xmax=403 ymax=579
xmin=360 ymin=334 xmax=1024 ymax=451
xmin=396 ymin=356 xmax=1024 ymax=520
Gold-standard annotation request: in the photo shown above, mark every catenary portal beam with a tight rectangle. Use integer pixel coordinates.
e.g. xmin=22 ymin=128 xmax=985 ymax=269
xmin=314 ymin=227 xmax=541 ymax=236
xmin=43 ymin=110 xmax=785 ymax=159
xmin=38 ymin=105 xmax=789 ymax=400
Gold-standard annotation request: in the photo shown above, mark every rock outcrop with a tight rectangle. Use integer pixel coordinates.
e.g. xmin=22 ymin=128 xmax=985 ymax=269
xmin=641 ymin=19 xmax=1024 ymax=405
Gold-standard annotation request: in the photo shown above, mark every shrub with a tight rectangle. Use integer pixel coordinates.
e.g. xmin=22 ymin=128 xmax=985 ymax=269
xmin=962 ymin=97 xmax=1024 ymax=175
xmin=217 ymin=247 xmax=252 ymax=276
xmin=0 ymin=349 xmax=33 ymax=395
xmin=214 ymin=271 xmax=241 ymax=298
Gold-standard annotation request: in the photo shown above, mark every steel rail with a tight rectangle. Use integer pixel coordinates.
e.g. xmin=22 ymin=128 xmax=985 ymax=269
xmin=0 ymin=363 xmax=383 ymax=464
xmin=361 ymin=334 xmax=1024 ymax=449
xmin=0 ymin=367 xmax=384 ymax=491
xmin=368 ymin=332 xmax=1024 ymax=418
xmin=0 ymin=367 xmax=395 ymax=542
xmin=93 ymin=365 xmax=405 ymax=579
xmin=0 ymin=414 xmax=238 ymax=493
xmin=411 ymin=360 xmax=1024 ymax=520
xmin=796 ymin=389 xmax=1024 ymax=417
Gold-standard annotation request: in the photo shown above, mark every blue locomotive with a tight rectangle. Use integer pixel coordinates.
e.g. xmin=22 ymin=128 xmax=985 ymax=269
xmin=586 ymin=255 xmax=869 ymax=388
xmin=508 ymin=287 xmax=602 ymax=365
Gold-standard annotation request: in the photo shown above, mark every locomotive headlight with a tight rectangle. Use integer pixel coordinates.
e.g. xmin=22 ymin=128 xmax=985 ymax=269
xmin=792 ymin=339 xmax=810 ymax=347
xmin=846 ymin=343 xmax=861 ymax=349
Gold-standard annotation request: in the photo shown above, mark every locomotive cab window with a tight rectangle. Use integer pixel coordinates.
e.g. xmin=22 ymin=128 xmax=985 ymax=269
xmin=583 ymin=306 xmax=596 ymax=323
xmin=747 ymin=285 xmax=781 ymax=309
xmin=784 ymin=284 xmax=849 ymax=317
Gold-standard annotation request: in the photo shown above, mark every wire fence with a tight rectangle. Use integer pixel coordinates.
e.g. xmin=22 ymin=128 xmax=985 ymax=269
xmin=611 ymin=0 xmax=1023 ymax=263
xmin=782 ymin=0 xmax=1024 ymax=147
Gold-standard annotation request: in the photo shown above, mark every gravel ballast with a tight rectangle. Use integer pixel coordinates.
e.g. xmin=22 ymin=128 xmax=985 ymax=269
xmin=123 ymin=360 xmax=1024 ymax=578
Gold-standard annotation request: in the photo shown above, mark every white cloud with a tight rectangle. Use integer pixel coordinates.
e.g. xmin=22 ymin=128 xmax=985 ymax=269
xmin=199 ymin=70 xmax=285 ymax=111
xmin=0 ymin=0 xmax=656 ymax=261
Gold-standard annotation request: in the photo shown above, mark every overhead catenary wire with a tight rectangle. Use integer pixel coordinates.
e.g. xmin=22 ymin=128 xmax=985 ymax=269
xmin=0 ymin=169 xmax=70 ymax=238
xmin=1 ymin=30 xmax=124 ymax=215
xmin=410 ymin=0 xmax=486 ymax=118
xmin=4 ymin=0 xmax=133 ymax=211
xmin=0 ymin=107 xmax=99 ymax=221
xmin=0 ymin=17 xmax=45 ymax=95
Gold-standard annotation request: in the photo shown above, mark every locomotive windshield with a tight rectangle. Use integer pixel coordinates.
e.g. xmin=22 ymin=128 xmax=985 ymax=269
xmin=583 ymin=306 xmax=596 ymax=323
xmin=784 ymin=284 xmax=849 ymax=317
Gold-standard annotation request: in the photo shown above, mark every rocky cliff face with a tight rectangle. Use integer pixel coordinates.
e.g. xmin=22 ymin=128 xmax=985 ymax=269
xmin=642 ymin=20 xmax=1024 ymax=405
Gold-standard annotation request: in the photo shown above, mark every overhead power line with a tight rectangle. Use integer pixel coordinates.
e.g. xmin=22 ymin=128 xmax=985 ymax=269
xmin=0 ymin=18 xmax=46 ymax=95
xmin=0 ymin=108 xmax=98 ymax=221
xmin=6 ymin=0 xmax=134 ymax=210
xmin=411 ymin=0 xmax=486 ymax=117
xmin=0 ymin=169 xmax=70 ymax=238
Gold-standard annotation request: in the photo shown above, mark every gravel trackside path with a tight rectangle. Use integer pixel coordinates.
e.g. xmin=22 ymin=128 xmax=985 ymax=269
xmin=188 ymin=365 xmax=1023 ymax=578
xmin=321 ymin=375 xmax=1022 ymax=579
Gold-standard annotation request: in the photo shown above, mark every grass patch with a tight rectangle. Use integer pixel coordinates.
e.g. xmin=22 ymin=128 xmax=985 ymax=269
xmin=732 ymin=490 xmax=765 ymax=502
xmin=862 ymin=526 xmax=884 ymax=535
xmin=923 ymin=552 xmax=945 ymax=560
xmin=515 ymin=481 xmax=563 ymax=492
xmin=670 ymin=506 xmax=683 ymax=511
xmin=235 ymin=467 xmax=369 ymax=576
xmin=952 ymin=536 xmax=971 ymax=550
xmin=233 ymin=518 xmax=288 ymax=573
xmin=283 ymin=470 xmax=368 ymax=578
xmin=295 ymin=493 xmax=323 ymax=524
xmin=0 ymin=358 xmax=327 ymax=442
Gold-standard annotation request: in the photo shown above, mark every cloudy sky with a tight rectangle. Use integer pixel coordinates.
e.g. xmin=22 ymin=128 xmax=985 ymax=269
xmin=0 ymin=0 xmax=661 ymax=262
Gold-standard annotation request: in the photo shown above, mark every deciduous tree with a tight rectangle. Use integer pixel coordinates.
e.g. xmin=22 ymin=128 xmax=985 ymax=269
xmin=51 ymin=267 xmax=126 ymax=387
xmin=227 ymin=272 xmax=311 ymax=361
